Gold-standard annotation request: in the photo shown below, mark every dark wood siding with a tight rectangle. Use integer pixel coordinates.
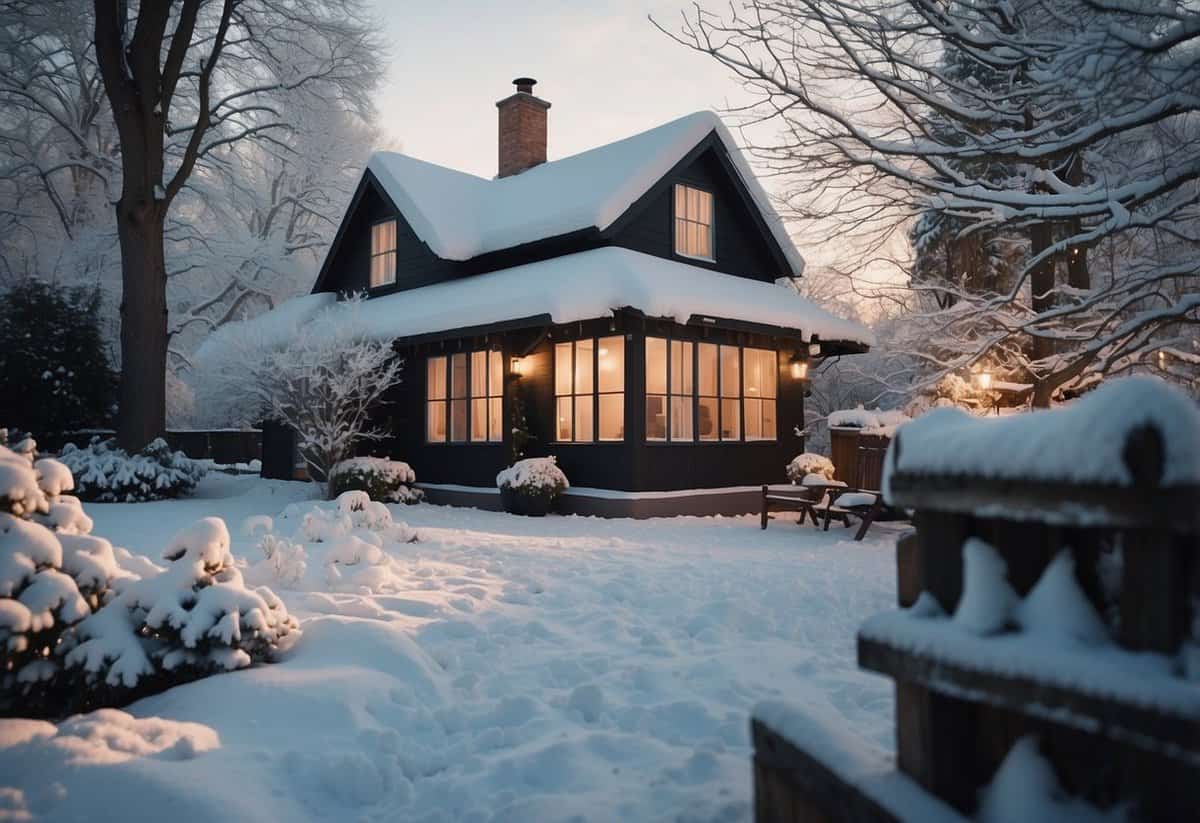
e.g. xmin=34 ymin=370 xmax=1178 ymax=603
xmin=611 ymin=146 xmax=785 ymax=283
xmin=360 ymin=312 xmax=807 ymax=493
xmin=314 ymin=175 xmax=458 ymax=296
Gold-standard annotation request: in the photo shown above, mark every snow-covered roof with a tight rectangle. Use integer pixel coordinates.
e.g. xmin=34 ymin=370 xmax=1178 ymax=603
xmin=365 ymin=111 xmax=807 ymax=276
xmin=214 ymin=248 xmax=871 ymax=353
xmin=884 ymin=377 xmax=1200 ymax=490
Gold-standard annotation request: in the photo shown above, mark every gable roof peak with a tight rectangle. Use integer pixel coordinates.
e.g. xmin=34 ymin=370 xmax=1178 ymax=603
xmin=364 ymin=110 xmax=804 ymax=276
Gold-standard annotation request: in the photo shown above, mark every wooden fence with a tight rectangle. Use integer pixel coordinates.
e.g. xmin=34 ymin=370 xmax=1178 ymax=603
xmin=753 ymin=417 xmax=1199 ymax=821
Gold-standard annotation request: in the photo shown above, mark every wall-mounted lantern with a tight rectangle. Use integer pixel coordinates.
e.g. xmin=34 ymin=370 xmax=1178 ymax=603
xmin=790 ymin=357 xmax=810 ymax=381
xmin=511 ymin=356 xmax=526 ymax=377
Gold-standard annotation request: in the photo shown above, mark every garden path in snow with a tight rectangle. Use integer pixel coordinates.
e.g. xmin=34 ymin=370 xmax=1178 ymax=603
xmin=1 ymin=474 xmax=901 ymax=823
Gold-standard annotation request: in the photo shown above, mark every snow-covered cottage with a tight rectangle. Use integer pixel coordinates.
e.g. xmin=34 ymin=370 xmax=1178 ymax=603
xmin=261 ymin=78 xmax=872 ymax=516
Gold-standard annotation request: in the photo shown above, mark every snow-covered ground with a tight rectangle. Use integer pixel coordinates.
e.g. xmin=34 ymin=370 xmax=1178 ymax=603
xmin=0 ymin=474 xmax=902 ymax=823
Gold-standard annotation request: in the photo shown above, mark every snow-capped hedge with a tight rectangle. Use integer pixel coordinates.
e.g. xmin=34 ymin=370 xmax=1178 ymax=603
xmin=0 ymin=437 xmax=296 ymax=718
xmin=58 ymin=437 xmax=207 ymax=503
xmin=328 ymin=456 xmax=423 ymax=504
xmin=786 ymin=453 xmax=836 ymax=484
xmin=496 ymin=457 xmax=569 ymax=498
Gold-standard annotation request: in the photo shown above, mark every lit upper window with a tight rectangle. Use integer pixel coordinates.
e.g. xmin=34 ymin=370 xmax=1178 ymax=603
xmin=674 ymin=184 xmax=713 ymax=261
xmin=370 ymin=220 xmax=397 ymax=288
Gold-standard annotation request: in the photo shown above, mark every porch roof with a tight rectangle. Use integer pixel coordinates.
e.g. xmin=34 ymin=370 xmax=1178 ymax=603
xmin=208 ymin=247 xmax=872 ymax=357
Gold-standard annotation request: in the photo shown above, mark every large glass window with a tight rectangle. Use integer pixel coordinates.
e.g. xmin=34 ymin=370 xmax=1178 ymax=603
xmin=698 ymin=343 xmax=719 ymax=441
xmin=555 ymin=336 xmax=624 ymax=442
xmin=743 ymin=347 xmax=778 ymax=440
xmin=427 ymin=350 xmax=503 ymax=444
xmin=597 ymin=337 xmax=625 ymax=441
xmin=426 ymin=356 xmax=447 ymax=442
xmin=470 ymin=350 xmax=504 ymax=442
xmin=674 ymin=184 xmax=714 ymax=261
xmin=720 ymin=345 xmax=741 ymax=440
xmin=646 ymin=338 xmax=775 ymax=443
xmin=370 ymin=220 xmax=397 ymax=288
xmin=450 ymin=353 xmax=468 ymax=442
xmin=646 ymin=337 xmax=694 ymax=441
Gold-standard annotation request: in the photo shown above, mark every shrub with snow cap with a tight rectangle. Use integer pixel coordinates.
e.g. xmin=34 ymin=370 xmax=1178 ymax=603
xmin=67 ymin=516 xmax=299 ymax=701
xmin=497 ymin=457 xmax=569 ymax=496
xmin=786 ymin=452 xmax=836 ymax=484
xmin=328 ymin=456 xmax=423 ymax=504
xmin=0 ymin=439 xmax=123 ymax=717
xmin=57 ymin=437 xmax=206 ymax=503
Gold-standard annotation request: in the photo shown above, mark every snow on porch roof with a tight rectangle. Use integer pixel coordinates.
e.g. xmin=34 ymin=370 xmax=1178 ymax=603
xmin=223 ymin=248 xmax=872 ymax=354
xmin=365 ymin=111 xmax=808 ymax=276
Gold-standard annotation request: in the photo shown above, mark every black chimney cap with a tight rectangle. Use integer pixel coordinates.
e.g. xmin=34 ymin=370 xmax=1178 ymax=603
xmin=513 ymin=77 xmax=537 ymax=93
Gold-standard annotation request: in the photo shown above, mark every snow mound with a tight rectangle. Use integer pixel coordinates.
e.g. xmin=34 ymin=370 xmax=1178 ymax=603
xmin=978 ymin=736 xmax=1126 ymax=823
xmin=23 ymin=709 xmax=220 ymax=765
xmin=828 ymin=406 xmax=910 ymax=434
xmin=885 ymin=376 xmax=1200 ymax=489
xmin=953 ymin=538 xmax=1018 ymax=635
xmin=1016 ymin=551 xmax=1111 ymax=646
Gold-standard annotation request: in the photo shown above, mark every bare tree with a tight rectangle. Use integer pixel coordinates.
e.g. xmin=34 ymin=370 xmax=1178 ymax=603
xmin=90 ymin=0 xmax=382 ymax=449
xmin=190 ymin=294 xmax=404 ymax=491
xmin=662 ymin=0 xmax=1199 ymax=404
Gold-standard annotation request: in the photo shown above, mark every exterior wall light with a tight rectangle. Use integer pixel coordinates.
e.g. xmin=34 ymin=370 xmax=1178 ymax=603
xmin=511 ymin=356 xmax=525 ymax=377
xmin=791 ymin=358 xmax=810 ymax=381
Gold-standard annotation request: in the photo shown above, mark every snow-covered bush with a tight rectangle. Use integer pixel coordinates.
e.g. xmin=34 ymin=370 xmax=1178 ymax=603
xmin=786 ymin=453 xmax=836 ymax=484
xmin=57 ymin=437 xmax=207 ymax=503
xmin=255 ymin=494 xmax=418 ymax=593
xmin=67 ymin=517 xmax=299 ymax=704
xmin=497 ymin=457 xmax=569 ymax=496
xmin=497 ymin=457 xmax=569 ymax=515
xmin=0 ymin=280 xmax=118 ymax=442
xmin=255 ymin=534 xmax=309 ymax=588
xmin=0 ymin=438 xmax=124 ymax=717
xmin=328 ymin=456 xmax=423 ymax=504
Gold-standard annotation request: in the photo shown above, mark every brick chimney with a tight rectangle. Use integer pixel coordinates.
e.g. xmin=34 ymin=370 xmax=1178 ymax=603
xmin=496 ymin=77 xmax=550 ymax=178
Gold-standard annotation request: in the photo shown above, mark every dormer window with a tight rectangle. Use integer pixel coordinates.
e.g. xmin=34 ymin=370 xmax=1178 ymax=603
xmin=370 ymin=219 xmax=397 ymax=288
xmin=674 ymin=184 xmax=714 ymax=261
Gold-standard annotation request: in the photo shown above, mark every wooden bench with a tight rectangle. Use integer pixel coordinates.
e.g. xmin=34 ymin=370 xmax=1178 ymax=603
xmin=808 ymin=436 xmax=888 ymax=540
xmin=760 ymin=484 xmax=824 ymax=529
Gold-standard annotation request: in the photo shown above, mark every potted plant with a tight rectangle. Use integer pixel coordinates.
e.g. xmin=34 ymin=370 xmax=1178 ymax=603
xmin=496 ymin=456 xmax=568 ymax=516
xmin=785 ymin=452 xmax=836 ymax=485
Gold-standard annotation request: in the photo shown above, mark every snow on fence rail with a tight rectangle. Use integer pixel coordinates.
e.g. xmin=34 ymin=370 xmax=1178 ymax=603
xmin=752 ymin=376 xmax=1200 ymax=822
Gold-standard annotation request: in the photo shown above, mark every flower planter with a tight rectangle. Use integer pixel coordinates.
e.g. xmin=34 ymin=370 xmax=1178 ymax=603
xmin=499 ymin=486 xmax=556 ymax=517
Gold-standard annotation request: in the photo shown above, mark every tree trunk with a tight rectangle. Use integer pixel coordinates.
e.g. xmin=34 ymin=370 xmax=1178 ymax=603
xmin=1025 ymin=106 xmax=1056 ymax=406
xmin=115 ymin=196 xmax=168 ymax=451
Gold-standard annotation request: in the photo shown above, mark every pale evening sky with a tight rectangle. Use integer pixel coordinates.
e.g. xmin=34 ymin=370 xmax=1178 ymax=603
xmin=368 ymin=1 xmax=751 ymax=178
